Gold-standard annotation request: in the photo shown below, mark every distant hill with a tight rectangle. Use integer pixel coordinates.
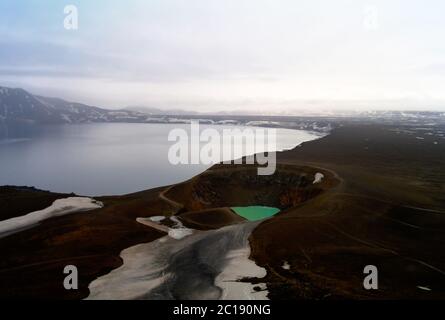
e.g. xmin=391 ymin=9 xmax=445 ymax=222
xmin=0 ymin=86 xmax=148 ymax=125
xmin=125 ymin=106 xmax=199 ymax=116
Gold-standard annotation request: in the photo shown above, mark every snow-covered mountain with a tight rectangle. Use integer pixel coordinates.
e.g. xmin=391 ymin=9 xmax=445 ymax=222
xmin=0 ymin=86 xmax=147 ymax=125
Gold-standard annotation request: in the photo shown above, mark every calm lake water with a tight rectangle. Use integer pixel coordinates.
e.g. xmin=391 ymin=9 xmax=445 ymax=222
xmin=0 ymin=123 xmax=320 ymax=196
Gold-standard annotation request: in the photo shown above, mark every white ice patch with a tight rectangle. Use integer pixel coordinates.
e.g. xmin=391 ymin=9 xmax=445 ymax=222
xmin=313 ymin=172 xmax=324 ymax=184
xmin=61 ymin=114 xmax=72 ymax=123
xmin=149 ymin=216 xmax=166 ymax=222
xmin=216 ymin=247 xmax=268 ymax=300
xmin=282 ymin=261 xmax=291 ymax=270
xmin=168 ymin=216 xmax=193 ymax=239
xmin=417 ymin=286 xmax=432 ymax=291
xmin=169 ymin=216 xmax=183 ymax=228
xmin=168 ymin=228 xmax=194 ymax=240
xmin=87 ymin=241 xmax=172 ymax=300
xmin=137 ymin=215 xmax=193 ymax=240
xmin=0 ymin=197 xmax=103 ymax=238
xmin=87 ymin=221 xmax=265 ymax=300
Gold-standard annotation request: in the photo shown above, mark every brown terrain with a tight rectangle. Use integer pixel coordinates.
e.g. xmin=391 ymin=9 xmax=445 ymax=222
xmin=0 ymin=124 xmax=444 ymax=299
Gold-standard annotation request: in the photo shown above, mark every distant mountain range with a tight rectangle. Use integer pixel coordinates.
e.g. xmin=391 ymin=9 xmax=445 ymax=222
xmin=124 ymin=106 xmax=199 ymax=116
xmin=1 ymin=86 xmax=444 ymax=126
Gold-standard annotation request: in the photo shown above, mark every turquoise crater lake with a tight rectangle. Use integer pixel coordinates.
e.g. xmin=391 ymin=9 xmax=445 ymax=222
xmin=231 ymin=206 xmax=280 ymax=221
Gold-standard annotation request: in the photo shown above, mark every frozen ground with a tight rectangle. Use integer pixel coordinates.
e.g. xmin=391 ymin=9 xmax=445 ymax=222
xmin=0 ymin=197 xmax=103 ymax=238
xmin=87 ymin=221 xmax=268 ymax=300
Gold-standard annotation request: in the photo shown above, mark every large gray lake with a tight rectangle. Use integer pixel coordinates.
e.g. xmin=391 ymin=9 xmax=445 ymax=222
xmin=0 ymin=123 xmax=320 ymax=196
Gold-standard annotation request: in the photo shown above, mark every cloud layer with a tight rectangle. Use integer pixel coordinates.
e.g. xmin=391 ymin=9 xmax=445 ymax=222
xmin=1 ymin=0 xmax=445 ymax=111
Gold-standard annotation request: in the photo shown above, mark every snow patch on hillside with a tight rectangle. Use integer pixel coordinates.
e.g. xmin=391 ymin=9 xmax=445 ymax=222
xmin=0 ymin=197 xmax=103 ymax=238
xmin=313 ymin=172 xmax=324 ymax=184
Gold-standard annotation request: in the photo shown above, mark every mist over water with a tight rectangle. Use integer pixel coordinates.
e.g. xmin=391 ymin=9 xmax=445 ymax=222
xmin=0 ymin=123 xmax=320 ymax=196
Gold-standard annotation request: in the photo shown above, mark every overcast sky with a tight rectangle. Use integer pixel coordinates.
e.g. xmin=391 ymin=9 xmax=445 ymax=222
xmin=1 ymin=0 xmax=444 ymax=112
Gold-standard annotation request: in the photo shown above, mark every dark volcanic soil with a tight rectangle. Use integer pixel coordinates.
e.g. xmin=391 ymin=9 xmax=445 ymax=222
xmin=250 ymin=125 xmax=445 ymax=299
xmin=0 ymin=186 xmax=72 ymax=221
xmin=0 ymin=124 xmax=444 ymax=299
